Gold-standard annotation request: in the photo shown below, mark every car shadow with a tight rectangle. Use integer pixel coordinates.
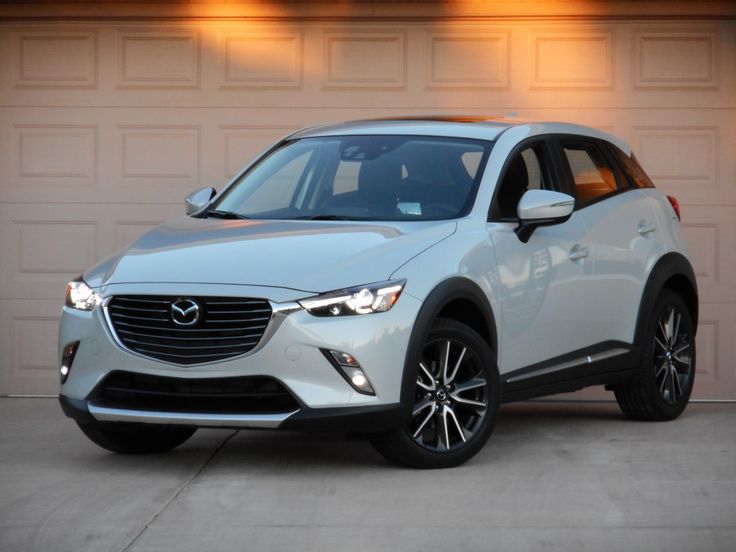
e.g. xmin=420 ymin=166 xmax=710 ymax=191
xmin=56 ymin=402 xmax=632 ymax=472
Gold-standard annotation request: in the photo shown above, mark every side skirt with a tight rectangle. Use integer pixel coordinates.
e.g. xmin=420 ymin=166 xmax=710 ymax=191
xmin=500 ymin=341 xmax=641 ymax=403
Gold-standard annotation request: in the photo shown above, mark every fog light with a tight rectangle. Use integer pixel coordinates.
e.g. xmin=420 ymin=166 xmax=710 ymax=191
xmin=322 ymin=349 xmax=375 ymax=395
xmin=351 ymin=372 xmax=368 ymax=388
xmin=60 ymin=342 xmax=79 ymax=384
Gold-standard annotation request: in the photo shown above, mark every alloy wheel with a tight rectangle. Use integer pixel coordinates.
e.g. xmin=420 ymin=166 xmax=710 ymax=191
xmin=408 ymin=338 xmax=489 ymax=451
xmin=653 ymin=306 xmax=693 ymax=405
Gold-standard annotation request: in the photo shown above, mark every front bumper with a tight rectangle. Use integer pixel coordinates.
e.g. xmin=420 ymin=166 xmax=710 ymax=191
xmin=59 ymin=282 xmax=419 ymax=431
xmin=59 ymin=395 xmax=409 ymax=433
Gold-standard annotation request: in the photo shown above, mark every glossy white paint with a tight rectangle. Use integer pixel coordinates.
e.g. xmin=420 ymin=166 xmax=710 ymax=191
xmin=484 ymin=211 xmax=598 ymax=371
xmin=578 ymin=189 xmax=670 ymax=343
xmin=517 ymin=190 xmax=575 ymax=221
xmin=58 ymin=119 xmax=692 ymax=427
xmin=83 ymin=217 xmax=458 ymax=294
xmin=184 ymin=187 xmax=216 ymax=215
xmin=59 ymin=281 xmax=422 ymax=407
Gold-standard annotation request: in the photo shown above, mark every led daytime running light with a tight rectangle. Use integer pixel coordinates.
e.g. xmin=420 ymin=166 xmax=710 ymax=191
xmin=299 ymin=280 xmax=405 ymax=317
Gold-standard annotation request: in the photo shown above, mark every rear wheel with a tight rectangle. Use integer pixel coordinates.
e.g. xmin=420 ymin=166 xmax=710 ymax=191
xmin=615 ymin=290 xmax=695 ymax=421
xmin=371 ymin=318 xmax=500 ymax=468
xmin=77 ymin=422 xmax=196 ymax=454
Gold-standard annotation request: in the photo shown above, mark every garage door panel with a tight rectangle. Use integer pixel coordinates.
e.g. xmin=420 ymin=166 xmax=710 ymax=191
xmin=2 ymin=22 xmax=734 ymax=110
xmin=529 ymin=28 xmax=615 ymax=89
xmin=114 ymin=27 xmax=200 ymax=89
xmin=9 ymin=123 xmax=97 ymax=185
xmin=626 ymin=110 xmax=735 ymax=207
xmin=690 ymin=302 xmax=736 ymax=400
xmin=0 ymin=300 xmax=62 ymax=395
xmin=0 ymin=203 xmax=178 ymax=301
xmin=218 ymin=27 xmax=303 ymax=89
xmin=218 ymin=125 xmax=298 ymax=179
xmin=634 ymin=126 xmax=718 ymax=188
xmin=424 ymin=28 xmax=510 ymax=90
xmin=117 ymin=124 xmax=200 ymax=185
xmin=680 ymin=205 xmax=736 ymax=304
xmin=627 ymin=22 xmax=735 ymax=105
xmin=634 ymin=29 xmax=719 ymax=90
xmin=322 ymin=28 xmax=407 ymax=90
xmin=0 ymin=213 xmax=99 ymax=300
xmin=6 ymin=27 xmax=97 ymax=89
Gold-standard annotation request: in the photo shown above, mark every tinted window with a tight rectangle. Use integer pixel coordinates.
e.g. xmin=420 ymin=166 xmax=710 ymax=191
xmin=212 ymin=135 xmax=491 ymax=221
xmin=494 ymin=145 xmax=553 ymax=219
xmin=562 ymin=144 xmax=618 ymax=205
xmin=612 ymin=148 xmax=655 ymax=189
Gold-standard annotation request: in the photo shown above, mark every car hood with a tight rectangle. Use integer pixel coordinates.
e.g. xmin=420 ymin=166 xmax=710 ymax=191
xmin=85 ymin=216 xmax=456 ymax=294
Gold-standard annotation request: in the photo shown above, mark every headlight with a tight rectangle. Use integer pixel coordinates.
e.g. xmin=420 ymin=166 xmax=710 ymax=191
xmin=299 ymin=280 xmax=405 ymax=316
xmin=65 ymin=278 xmax=101 ymax=311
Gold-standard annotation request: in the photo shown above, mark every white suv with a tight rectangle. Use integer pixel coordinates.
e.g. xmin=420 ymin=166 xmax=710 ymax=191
xmin=59 ymin=117 xmax=697 ymax=468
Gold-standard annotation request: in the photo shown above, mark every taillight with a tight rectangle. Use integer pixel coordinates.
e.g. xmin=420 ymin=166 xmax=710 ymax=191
xmin=667 ymin=195 xmax=681 ymax=221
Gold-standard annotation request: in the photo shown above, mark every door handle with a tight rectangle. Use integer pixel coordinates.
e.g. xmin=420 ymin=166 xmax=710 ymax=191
xmin=638 ymin=221 xmax=657 ymax=235
xmin=568 ymin=244 xmax=589 ymax=261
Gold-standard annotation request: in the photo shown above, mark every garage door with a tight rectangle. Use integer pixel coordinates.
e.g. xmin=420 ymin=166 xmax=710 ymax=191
xmin=1 ymin=12 xmax=734 ymax=397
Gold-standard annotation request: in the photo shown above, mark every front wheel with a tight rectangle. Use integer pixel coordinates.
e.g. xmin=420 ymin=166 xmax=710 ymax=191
xmin=77 ymin=422 xmax=197 ymax=454
xmin=614 ymin=290 xmax=696 ymax=421
xmin=371 ymin=318 xmax=500 ymax=468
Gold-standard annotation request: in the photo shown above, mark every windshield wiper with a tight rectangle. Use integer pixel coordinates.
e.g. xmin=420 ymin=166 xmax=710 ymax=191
xmin=296 ymin=214 xmax=376 ymax=221
xmin=205 ymin=210 xmax=250 ymax=220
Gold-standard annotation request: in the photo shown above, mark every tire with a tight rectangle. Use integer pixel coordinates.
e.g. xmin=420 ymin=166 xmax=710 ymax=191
xmin=77 ymin=422 xmax=197 ymax=454
xmin=371 ymin=318 xmax=500 ymax=469
xmin=614 ymin=289 xmax=696 ymax=421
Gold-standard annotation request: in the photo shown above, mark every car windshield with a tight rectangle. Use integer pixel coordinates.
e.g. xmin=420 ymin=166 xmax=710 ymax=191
xmin=209 ymin=135 xmax=492 ymax=221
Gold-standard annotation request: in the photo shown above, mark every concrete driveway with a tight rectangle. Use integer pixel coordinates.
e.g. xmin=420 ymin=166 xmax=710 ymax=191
xmin=1 ymin=398 xmax=734 ymax=552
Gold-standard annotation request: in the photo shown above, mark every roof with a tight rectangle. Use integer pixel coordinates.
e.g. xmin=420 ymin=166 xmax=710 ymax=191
xmin=288 ymin=116 xmax=631 ymax=153
xmin=289 ymin=116 xmax=515 ymax=141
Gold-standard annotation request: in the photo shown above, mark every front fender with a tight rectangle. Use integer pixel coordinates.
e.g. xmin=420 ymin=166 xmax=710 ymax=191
xmin=399 ymin=277 xmax=498 ymax=406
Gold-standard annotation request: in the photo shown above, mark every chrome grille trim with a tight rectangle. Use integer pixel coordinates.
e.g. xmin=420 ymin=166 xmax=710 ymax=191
xmin=104 ymin=295 xmax=274 ymax=366
xmin=112 ymin=319 xmax=269 ymax=332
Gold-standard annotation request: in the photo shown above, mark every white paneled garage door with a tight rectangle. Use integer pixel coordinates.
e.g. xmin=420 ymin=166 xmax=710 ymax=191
xmin=1 ymin=7 xmax=734 ymax=397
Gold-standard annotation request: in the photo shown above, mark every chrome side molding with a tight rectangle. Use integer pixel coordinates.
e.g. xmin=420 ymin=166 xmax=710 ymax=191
xmin=505 ymin=348 xmax=630 ymax=384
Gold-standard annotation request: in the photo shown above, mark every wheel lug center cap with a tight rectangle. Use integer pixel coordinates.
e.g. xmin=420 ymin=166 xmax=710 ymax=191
xmin=435 ymin=389 xmax=447 ymax=402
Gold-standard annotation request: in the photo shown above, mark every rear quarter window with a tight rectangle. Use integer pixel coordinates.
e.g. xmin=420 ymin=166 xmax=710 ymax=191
xmin=611 ymin=147 xmax=656 ymax=189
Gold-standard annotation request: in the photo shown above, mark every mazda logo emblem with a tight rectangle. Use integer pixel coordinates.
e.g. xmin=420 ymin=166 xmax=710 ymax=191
xmin=171 ymin=298 xmax=200 ymax=326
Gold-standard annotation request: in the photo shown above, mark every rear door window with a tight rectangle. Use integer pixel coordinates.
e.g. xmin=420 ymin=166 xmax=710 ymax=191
xmin=561 ymin=142 xmax=620 ymax=206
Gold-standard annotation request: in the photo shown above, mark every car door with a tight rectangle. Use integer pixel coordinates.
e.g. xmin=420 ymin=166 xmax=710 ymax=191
xmin=487 ymin=138 xmax=598 ymax=374
xmin=554 ymin=138 xmax=662 ymax=346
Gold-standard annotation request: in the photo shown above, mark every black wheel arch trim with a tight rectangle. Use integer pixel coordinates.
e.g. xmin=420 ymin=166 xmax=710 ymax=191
xmin=399 ymin=277 xmax=498 ymax=409
xmin=635 ymin=252 xmax=699 ymax=346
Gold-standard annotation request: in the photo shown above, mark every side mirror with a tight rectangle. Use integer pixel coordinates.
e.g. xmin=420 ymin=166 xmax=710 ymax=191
xmin=515 ymin=189 xmax=575 ymax=243
xmin=185 ymin=187 xmax=216 ymax=215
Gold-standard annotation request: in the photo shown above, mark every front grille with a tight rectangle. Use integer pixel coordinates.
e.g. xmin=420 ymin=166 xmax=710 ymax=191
xmin=89 ymin=371 xmax=299 ymax=414
xmin=106 ymin=295 xmax=272 ymax=365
